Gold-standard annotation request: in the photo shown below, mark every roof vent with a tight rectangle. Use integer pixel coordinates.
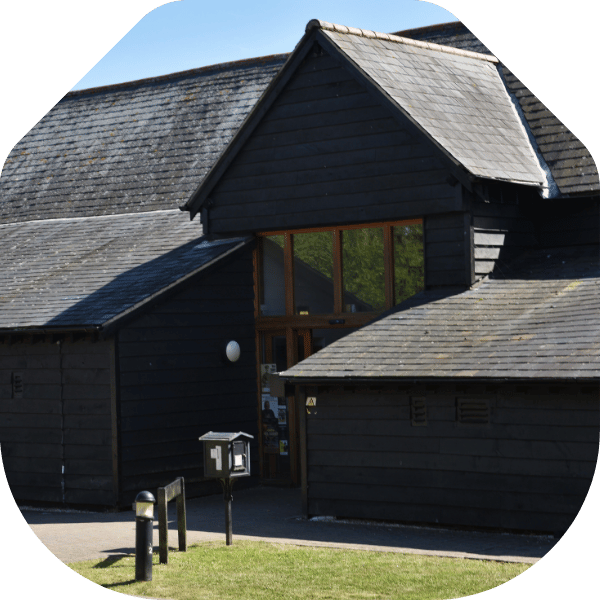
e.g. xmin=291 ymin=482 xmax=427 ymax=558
xmin=410 ymin=396 xmax=427 ymax=426
xmin=12 ymin=372 xmax=23 ymax=399
xmin=457 ymin=398 xmax=490 ymax=425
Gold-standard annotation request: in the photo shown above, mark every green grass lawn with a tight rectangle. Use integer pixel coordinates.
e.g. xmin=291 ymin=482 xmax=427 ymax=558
xmin=69 ymin=540 xmax=529 ymax=600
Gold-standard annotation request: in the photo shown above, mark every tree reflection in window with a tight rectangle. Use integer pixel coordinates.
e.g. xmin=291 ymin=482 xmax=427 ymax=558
xmin=342 ymin=227 xmax=385 ymax=312
xmin=393 ymin=223 xmax=424 ymax=304
xmin=258 ymin=220 xmax=424 ymax=317
xmin=293 ymin=231 xmax=334 ymax=315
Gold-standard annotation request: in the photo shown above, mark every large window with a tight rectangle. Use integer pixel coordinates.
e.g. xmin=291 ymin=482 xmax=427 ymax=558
xmin=258 ymin=220 xmax=424 ymax=318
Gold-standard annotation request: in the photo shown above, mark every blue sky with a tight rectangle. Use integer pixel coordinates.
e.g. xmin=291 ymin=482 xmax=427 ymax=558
xmin=71 ymin=0 xmax=456 ymax=90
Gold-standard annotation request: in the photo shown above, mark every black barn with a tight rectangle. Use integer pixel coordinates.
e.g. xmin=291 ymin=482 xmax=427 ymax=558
xmin=1 ymin=18 xmax=598 ymax=533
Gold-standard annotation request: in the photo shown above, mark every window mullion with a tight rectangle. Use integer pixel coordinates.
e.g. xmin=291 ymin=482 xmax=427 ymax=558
xmin=284 ymin=233 xmax=295 ymax=316
xmin=384 ymin=225 xmax=394 ymax=310
xmin=333 ymin=228 xmax=343 ymax=314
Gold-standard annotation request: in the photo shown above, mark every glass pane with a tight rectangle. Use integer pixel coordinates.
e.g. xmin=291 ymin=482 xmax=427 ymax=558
xmin=293 ymin=231 xmax=334 ymax=315
xmin=260 ymin=235 xmax=285 ymax=316
xmin=260 ymin=335 xmax=290 ymax=478
xmin=393 ymin=223 xmax=425 ymax=304
xmin=342 ymin=227 xmax=385 ymax=312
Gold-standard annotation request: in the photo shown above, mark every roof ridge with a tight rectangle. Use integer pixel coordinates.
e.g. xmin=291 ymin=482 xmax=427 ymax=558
xmin=66 ymin=53 xmax=290 ymax=98
xmin=0 ymin=208 xmax=184 ymax=228
xmin=305 ymin=19 xmax=498 ymax=64
xmin=391 ymin=20 xmax=467 ymax=38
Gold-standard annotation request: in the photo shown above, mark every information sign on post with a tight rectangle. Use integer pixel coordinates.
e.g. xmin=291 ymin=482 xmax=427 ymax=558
xmin=199 ymin=431 xmax=253 ymax=545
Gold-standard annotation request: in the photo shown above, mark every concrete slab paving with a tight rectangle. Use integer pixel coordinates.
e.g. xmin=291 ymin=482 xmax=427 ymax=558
xmin=22 ymin=486 xmax=557 ymax=565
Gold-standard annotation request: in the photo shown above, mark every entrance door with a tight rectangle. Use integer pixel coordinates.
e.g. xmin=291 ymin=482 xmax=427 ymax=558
xmin=258 ymin=329 xmax=312 ymax=484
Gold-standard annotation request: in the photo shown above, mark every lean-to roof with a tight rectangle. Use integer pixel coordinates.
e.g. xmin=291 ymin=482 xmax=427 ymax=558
xmin=0 ymin=54 xmax=284 ymax=330
xmin=0 ymin=210 xmax=246 ymax=330
xmin=281 ymin=245 xmax=600 ymax=381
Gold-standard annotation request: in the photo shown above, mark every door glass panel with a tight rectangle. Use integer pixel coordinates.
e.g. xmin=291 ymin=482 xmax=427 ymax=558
xmin=342 ymin=227 xmax=385 ymax=312
xmin=260 ymin=334 xmax=290 ymax=478
xmin=393 ymin=223 xmax=425 ymax=304
xmin=260 ymin=235 xmax=285 ymax=316
xmin=293 ymin=231 xmax=334 ymax=315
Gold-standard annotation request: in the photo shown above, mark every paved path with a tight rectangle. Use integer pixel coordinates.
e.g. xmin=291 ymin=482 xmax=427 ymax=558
xmin=22 ymin=486 xmax=556 ymax=565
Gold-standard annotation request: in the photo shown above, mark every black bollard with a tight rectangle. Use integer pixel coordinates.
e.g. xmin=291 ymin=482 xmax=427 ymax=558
xmin=134 ymin=491 xmax=155 ymax=581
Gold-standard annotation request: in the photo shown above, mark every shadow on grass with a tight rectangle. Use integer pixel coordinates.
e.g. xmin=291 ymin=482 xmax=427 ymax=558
xmin=103 ymin=580 xmax=137 ymax=588
xmin=93 ymin=555 xmax=129 ymax=569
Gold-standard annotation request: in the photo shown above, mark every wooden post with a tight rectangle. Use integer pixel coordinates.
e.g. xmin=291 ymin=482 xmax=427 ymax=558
xmin=176 ymin=478 xmax=187 ymax=552
xmin=220 ymin=479 xmax=235 ymax=545
xmin=158 ymin=486 xmax=168 ymax=564
xmin=157 ymin=477 xmax=187 ymax=564
xmin=298 ymin=386 xmax=308 ymax=517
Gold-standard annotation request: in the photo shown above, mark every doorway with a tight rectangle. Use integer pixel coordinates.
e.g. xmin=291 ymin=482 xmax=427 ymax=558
xmin=258 ymin=329 xmax=311 ymax=483
xmin=257 ymin=327 xmax=355 ymax=484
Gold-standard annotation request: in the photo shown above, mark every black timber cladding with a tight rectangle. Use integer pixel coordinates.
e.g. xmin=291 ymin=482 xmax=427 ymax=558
xmin=0 ymin=55 xmax=287 ymax=224
xmin=0 ymin=339 xmax=115 ymax=505
xmin=396 ymin=21 xmax=599 ymax=197
xmin=304 ymin=382 xmax=598 ymax=533
xmin=468 ymin=182 xmax=539 ymax=279
xmin=116 ymin=247 xmax=258 ymax=505
xmin=203 ymin=45 xmax=461 ymax=234
xmin=534 ymin=197 xmax=600 ymax=248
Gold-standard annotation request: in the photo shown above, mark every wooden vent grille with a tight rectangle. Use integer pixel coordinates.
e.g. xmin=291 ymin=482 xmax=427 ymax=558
xmin=457 ymin=398 xmax=490 ymax=425
xmin=12 ymin=372 xmax=23 ymax=398
xmin=410 ymin=396 xmax=427 ymax=426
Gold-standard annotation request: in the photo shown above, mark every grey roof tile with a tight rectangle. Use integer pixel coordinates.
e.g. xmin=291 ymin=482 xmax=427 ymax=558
xmin=395 ymin=21 xmax=599 ymax=195
xmin=1 ymin=55 xmax=287 ymax=224
xmin=0 ymin=210 xmax=246 ymax=329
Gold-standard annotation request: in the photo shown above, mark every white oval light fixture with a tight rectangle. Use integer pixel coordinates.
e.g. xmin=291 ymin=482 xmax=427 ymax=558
xmin=225 ymin=340 xmax=241 ymax=363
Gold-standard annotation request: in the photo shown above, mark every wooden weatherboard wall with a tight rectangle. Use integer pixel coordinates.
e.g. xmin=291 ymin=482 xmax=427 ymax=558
xmin=116 ymin=247 xmax=258 ymax=506
xmin=203 ymin=44 xmax=462 ymax=236
xmin=0 ymin=338 xmax=114 ymax=506
xmin=302 ymin=383 xmax=598 ymax=534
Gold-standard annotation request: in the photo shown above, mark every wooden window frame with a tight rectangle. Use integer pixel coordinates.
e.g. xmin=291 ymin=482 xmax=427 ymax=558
xmin=255 ymin=218 xmax=422 ymax=326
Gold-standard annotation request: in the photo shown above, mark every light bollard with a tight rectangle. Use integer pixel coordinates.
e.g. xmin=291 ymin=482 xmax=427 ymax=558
xmin=135 ymin=491 xmax=155 ymax=581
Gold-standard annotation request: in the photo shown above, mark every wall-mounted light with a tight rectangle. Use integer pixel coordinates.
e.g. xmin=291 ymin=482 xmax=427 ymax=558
xmin=225 ymin=340 xmax=241 ymax=363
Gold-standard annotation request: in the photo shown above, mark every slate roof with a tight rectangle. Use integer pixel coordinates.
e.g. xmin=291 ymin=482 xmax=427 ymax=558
xmin=281 ymin=245 xmax=600 ymax=381
xmin=0 ymin=210 xmax=246 ymax=330
xmin=0 ymin=55 xmax=287 ymax=225
xmin=310 ymin=21 xmax=545 ymax=187
xmin=395 ymin=21 xmax=599 ymax=196
xmin=0 ymin=54 xmax=284 ymax=330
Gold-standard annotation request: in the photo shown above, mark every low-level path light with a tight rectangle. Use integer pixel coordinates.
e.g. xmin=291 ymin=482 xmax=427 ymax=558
xmin=134 ymin=490 xmax=155 ymax=581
